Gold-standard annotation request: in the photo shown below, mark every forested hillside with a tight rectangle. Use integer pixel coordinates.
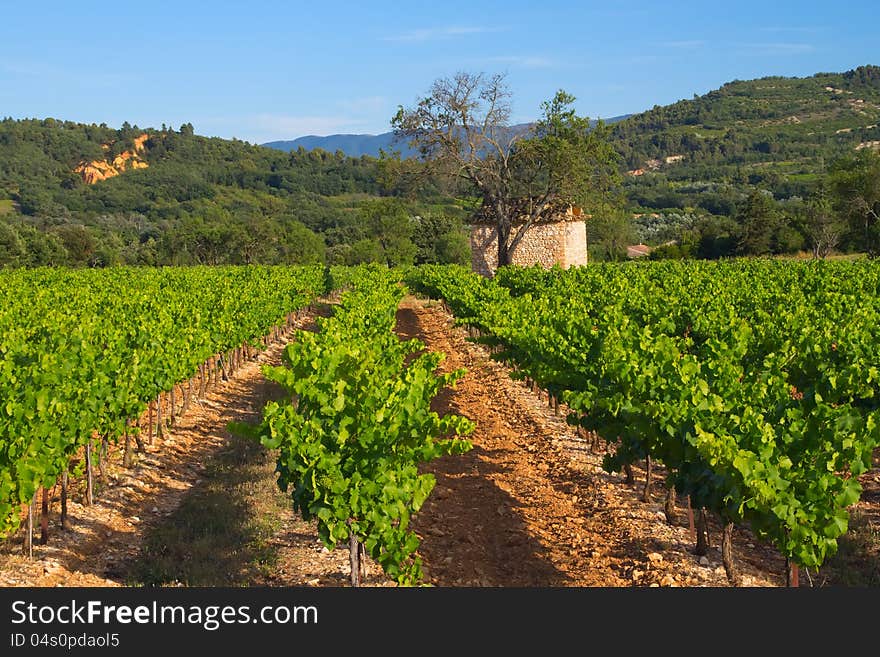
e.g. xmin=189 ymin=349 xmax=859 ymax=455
xmin=0 ymin=119 xmax=468 ymax=267
xmin=1 ymin=66 xmax=879 ymax=267
xmin=611 ymin=66 xmax=880 ymax=252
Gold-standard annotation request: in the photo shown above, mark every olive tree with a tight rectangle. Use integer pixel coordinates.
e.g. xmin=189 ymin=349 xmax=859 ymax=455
xmin=392 ymin=72 xmax=619 ymax=266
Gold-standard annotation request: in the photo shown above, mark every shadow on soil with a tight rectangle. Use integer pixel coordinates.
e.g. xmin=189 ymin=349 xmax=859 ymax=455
xmin=395 ymin=304 xmax=570 ymax=586
xmin=123 ymin=433 xmax=287 ymax=586
xmin=121 ymin=365 xmax=291 ymax=586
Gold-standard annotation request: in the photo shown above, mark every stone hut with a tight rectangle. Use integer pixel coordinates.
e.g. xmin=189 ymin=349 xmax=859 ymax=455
xmin=469 ymin=205 xmax=588 ymax=277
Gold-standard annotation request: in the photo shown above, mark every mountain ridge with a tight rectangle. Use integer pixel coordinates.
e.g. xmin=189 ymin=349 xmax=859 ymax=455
xmin=262 ymin=116 xmax=632 ymax=157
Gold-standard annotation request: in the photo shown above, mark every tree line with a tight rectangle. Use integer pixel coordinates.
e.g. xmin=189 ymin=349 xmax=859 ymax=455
xmin=0 ymin=118 xmax=470 ymax=268
xmin=2 ymin=64 xmax=879 ymax=268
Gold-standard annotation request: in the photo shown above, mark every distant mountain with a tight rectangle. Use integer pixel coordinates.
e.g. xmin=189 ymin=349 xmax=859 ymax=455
xmin=264 ymin=133 xmax=410 ymax=158
xmin=262 ymin=116 xmax=631 ymax=158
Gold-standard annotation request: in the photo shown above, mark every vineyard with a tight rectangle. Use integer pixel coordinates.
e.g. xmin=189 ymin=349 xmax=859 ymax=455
xmin=408 ymin=260 xmax=880 ymax=584
xmin=1 ymin=261 xmax=879 ymax=586
xmin=0 ymin=266 xmax=325 ymax=551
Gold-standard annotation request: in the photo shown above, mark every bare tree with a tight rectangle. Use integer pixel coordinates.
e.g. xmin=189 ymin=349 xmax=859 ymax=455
xmin=804 ymin=195 xmax=845 ymax=259
xmin=830 ymin=149 xmax=880 ymax=256
xmin=391 ymin=72 xmax=619 ymax=267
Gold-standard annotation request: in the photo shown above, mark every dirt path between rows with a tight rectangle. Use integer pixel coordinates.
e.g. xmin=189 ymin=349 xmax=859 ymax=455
xmin=397 ymin=296 xmax=784 ymax=587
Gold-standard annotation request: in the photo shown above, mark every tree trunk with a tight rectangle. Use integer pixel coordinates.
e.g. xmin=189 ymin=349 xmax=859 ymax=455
xmin=133 ymin=419 xmax=145 ymax=453
xmin=497 ymin=224 xmax=511 ymax=269
xmin=123 ymin=428 xmax=133 ymax=468
xmin=170 ymin=385 xmax=176 ymax=426
xmin=60 ymin=470 xmax=69 ymax=531
xmin=695 ymin=509 xmax=709 ymax=556
xmin=721 ymin=522 xmax=741 ymax=586
xmin=686 ymin=495 xmax=696 ymax=541
xmin=624 ymin=463 xmax=634 ymax=485
xmin=182 ymin=379 xmax=193 ymax=417
xmin=664 ymin=484 xmax=676 ymax=523
xmin=642 ymin=455 xmax=653 ymax=502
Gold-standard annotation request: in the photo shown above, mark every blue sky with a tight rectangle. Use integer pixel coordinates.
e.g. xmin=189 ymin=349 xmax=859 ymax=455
xmin=1 ymin=1 xmax=876 ymax=144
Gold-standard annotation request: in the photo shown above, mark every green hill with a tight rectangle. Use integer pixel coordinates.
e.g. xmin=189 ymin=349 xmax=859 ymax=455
xmin=613 ymin=65 xmax=880 ymax=213
xmin=1 ymin=65 xmax=878 ymax=266
xmin=0 ymin=119 xmax=465 ymax=267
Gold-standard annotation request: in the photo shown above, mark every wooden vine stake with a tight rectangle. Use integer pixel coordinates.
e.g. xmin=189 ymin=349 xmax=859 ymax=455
xmin=348 ymin=521 xmax=361 ymax=588
xmin=686 ymin=495 xmax=696 ymax=541
xmin=148 ymin=400 xmax=155 ymax=445
xmin=99 ymin=435 xmax=108 ymax=482
xmin=359 ymin=541 xmax=367 ymax=582
xmin=786 ymin=558 xmax=799 ymax=587
xmin=23 ymin=495 xmax=35 ymax=557
xmin=40 ymin=487 xmax=49 ymax=545
xmin=169 ymin=385 xmax=176 ymax=426
xmin=85 ymin=439 xmax=94 ymax=506
xmin=156 ymin=394 xmax=165 ymax=440
xmin=60 ymin=470 xmax=69 ymax=530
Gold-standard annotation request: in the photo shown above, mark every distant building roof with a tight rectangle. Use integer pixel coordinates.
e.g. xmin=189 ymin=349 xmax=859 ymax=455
xmin=627 ymin=244 xmax=652 ymax=258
